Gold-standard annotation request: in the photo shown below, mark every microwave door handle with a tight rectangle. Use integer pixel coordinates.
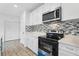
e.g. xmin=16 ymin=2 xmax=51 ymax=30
xmin=54 ymin=10 xmax=56 ymax=18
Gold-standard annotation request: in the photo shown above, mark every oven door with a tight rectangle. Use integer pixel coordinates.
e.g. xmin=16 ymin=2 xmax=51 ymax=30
xmin=38 ymin=37 xmax=58 ymax=56
xmin=38 ymin=40 xmax=52 ymax=56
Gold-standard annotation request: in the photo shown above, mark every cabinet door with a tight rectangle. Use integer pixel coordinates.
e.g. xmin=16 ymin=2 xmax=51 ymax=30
xmin=28 ymin=37 xmax=38 ymax=54
xmin=59 ymin=43 xmax=78 ymax=56
xmin=27 ymin=37 xmax=32 ymax=49
xmin=32 ymin=37 xmax=38 ymax=54
xmin=59 ymin=48 xmax=75 ymax=56
xmin=30 ymin=8 xmax=42 ymax=25
xmin=62 ymin=3 xmax=79 ymax=21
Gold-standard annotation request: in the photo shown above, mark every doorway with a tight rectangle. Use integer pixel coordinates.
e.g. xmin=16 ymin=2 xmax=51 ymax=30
xmin=3 ymin=20 xmax=20 ymax=56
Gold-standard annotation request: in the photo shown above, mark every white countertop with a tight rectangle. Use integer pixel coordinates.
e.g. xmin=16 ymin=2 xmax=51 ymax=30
xmin=25 ymin=32 xmax=46 ymax=38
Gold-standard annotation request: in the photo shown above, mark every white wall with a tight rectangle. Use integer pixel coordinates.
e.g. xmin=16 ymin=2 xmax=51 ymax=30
xmin=62 ymin=3 xmax=79 ymax=21
xmin=20 ymin=11 xmax=30 ymax=47
xmin=0 ymin=15 xmax=20 ymax=41
xmin=0 ymin=15 xmax=6 ymax=39
xmin=0 ymin=18 xmax=4 ymax=40
xmin=5 ymin=21 xmax=20 ymax=41
xmin=20 ymin=11 xmax=26 ymax=45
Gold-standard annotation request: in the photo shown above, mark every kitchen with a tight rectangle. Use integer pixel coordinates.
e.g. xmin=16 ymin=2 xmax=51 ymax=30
xmin=0 ymin=3 xmax=79 ymax=56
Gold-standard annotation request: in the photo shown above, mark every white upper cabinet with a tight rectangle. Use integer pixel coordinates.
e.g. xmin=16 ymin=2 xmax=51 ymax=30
xmin=62 ymin=3 xmax=79 ymax=21
xmin=30 ymin=3 xmax=79 ymax=23
xmin=29 ymin=3 xmax=61 ymax=25
xmin=41 ymin=3 xmax=61 ymax=13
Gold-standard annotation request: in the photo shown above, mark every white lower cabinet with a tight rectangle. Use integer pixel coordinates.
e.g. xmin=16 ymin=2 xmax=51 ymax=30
xmin=27 ymin=37 xmax=38 ymax=55
xmin=59 ymin=42 xmax=79 ymax=56
xmin=27 ymin=37 xmax=32 ymax=50
xmin=31 ymin=37 xmax=38 ymax=54
xmin=59 ymin=48 xmax=75 ymax=56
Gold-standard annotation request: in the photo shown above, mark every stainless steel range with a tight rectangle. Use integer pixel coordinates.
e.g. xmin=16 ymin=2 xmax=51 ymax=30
xmin=38 ymin=33 xmax=64 ymax=56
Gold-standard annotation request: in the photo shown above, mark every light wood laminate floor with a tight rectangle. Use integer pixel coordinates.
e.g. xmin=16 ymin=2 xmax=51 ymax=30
xmin=2 ymin=40 xmax=36 ymax=56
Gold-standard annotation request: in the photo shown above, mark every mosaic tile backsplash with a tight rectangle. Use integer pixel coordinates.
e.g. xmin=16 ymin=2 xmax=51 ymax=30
xmin=26 ymin=18 xmax=79 ymax=36
xmin=60 ymin=18 xmax=79 ymax=36
xmin=26 ymin=24 xmax=52 ymax=32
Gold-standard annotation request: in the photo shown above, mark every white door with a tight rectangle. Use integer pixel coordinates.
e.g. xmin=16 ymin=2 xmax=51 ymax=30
xmin=4 ymin=21 xmax=20 ymax=41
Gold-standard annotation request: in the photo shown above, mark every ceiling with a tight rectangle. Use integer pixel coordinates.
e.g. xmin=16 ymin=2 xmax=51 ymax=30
xmin=0 ymin=3 xmax=44 ymax=18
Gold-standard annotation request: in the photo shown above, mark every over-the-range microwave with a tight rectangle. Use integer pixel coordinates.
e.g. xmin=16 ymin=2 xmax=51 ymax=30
xmin=42 ymin=7 xmax=61 ymax=23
